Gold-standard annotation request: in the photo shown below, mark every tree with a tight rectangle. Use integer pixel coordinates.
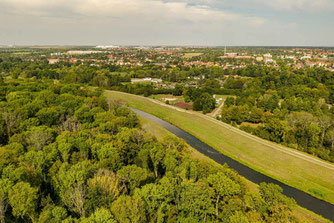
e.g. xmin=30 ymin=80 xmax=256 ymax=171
xmin=81 ymin=208 xmax=116 ymax=223
xmin=36 ymin=90 xmax=57 ymax=106
xmin=1 ymin=109 xmax=26 ymax=136
xmin=135 ymin=180 xmax=174 ymax=222
xmin=179 ymin=180 xmax=215 ymax=222
xmin=8 ymin=182 xmax=39 ymax=222
xmin=26 ymin=126 xmax=56 ymax=150
xmin=86 ymin=169 xmax=125 ymax=211
xmin=0 ymin=114 xmax=7 ymax=145
xmin=263 ymin=118 xmax=288 ymax=143
xmin=36 ymin=107 xmax=60 ymax=127
xmin=75 ymin=105 xmax=94 ymax=123
xmin=54 ymin=161 xmax=96 ymax=217
xmin=65 ymin=184 xmax=87 ymax=217
xmin=145 ymin=143 xmax=165 ymax=178
xmin=39 ymin=205 xmax=68 ymax=223
xmin=193 ymin=98 xmax=202 ymax=111
xmin=224 ymin=97 xmax=235 ymax=108
xmin=192 ymin=93 xmax=216 ymax=113
xmin=114 ymin=128 xmax=144 ymax=165
xmin=317 ymin=115 xmax=332 ymax=145
xmin=286 ymin=112 xmax=321 ymax=150
xmin=259 ymin=183 xmax=296 ymax=222
xmin=172 ymin=84 xmax=183 ymax=96
xmin=229 ymin=211 xmax=249 ymax=223
xmin=207 ymin=172 xmax=241 ymax=221
xmin=0 ymin=179 xmax=13 ymax=223
xmin=325 ymin=129 xmax=334 ymax=149
xmin=117 ymin=165 xmax=152 ymax=193
xmin=201 ymin=93 xmax=216 ymax=114
xmin=111 ymin=195 xmax=147 ymax=223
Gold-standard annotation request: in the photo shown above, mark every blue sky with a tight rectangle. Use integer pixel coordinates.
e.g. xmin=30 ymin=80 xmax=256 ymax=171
xmin=0 ymin=0 xmax=333 ymax=46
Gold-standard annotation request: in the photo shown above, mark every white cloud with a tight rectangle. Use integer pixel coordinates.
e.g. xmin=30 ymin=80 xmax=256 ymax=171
xmin=254 ymin=0 xmax=334 ymax=12
xmin=0 ymin=0 xmax=265 ymax=26
xmin=1 ymin=0 xmax=331 ymax=46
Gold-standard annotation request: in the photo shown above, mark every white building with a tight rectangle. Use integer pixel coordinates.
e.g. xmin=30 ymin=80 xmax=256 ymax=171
xmin=264 ymin=53 xmax=272 ymax=58
xmin=51 ymin=52 xmax=62 ymax=56
xmin=96 ymin=45 xmax=119 ymax=49
xmin=67 ymin=51 xmax=103 ymax=55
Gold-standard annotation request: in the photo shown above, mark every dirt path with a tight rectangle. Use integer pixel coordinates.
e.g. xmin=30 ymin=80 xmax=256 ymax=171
xmin=210 ymin=99 xmax=225 ymax=117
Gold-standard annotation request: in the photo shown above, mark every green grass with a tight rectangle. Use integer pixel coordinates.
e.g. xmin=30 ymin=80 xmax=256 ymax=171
xmin=138 ymin=115 xmax=174 ymax=140
xmin=110 ymin=72 xmax=128 ymax=77
xmin=138 ymin=111 xmax=331 ymax=223
xmin=105 ymin=90 xmax=334 ymax=205
xmin=214 ymin=94 xmax=231 ymax=100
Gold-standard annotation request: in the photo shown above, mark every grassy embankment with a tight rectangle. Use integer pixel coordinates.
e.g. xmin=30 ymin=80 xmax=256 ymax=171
xmin=105 ymin=90 xmax=334 ymax=206
xmin=138 ymin=115 xmax=331 ymax=223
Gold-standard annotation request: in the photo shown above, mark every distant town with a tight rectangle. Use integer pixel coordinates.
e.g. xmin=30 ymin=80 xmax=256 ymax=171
xmin=18 ymin=46 xmax=334 ymax=71
xmin=1 ymin=45 xmax=334 ymax=222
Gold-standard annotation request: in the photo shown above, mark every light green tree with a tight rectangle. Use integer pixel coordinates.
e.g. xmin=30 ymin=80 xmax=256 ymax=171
xmin=81 ymin=208 xmax=116 ymax=223
xmin=207 ymin=172 xmax=241 ymax=221
xmin=0 ymin=179 xmax=13 ymax=223
xmin=111 ymin=195 xmax=147 ymax=223
xmin=117 ymin=165 xmax=152 ymax=193
xmin=8 ymin=182 xmax=39 ymax=222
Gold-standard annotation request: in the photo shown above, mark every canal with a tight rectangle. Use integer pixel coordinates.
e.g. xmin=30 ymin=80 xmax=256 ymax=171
xmin=131 ymin=107 xmax=334 ymax=221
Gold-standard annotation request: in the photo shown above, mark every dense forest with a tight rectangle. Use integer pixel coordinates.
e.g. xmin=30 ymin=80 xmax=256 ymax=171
xmin=0 ymin=80 xmax=300 ymax=222
xmin=0 ymin=57 xmax=333 ymax=161
xmin=219 ymin=66 xmax=334 ymax=162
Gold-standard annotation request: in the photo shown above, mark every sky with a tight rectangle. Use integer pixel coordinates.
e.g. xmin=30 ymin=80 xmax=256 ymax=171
xmin=0 ymin=0 xmax=333 ymax=46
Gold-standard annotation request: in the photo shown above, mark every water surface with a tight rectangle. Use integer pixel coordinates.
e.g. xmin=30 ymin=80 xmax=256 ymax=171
xmin=131 ymin=107 xmax=334 ymax=221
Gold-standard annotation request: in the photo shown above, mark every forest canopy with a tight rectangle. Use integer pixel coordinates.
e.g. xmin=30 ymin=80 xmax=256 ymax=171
xmin=0 ymin=80 xmax=299 ymax=222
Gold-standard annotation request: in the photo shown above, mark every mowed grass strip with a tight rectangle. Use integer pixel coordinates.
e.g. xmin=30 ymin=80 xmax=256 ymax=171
xmin=105 ymin=90 xmax=334 ymax=205
xmin=138 ymin=112 xmax=332 ymax=223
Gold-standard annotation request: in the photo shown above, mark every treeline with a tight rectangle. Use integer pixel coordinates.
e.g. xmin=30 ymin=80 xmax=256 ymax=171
xmin=0 ymin=59 xmax=222 ymax=113
xmin=2 ymin=57 xmax=334 ymax=162
xmin=0 ymin=58 xmax=230 ymax=83
xmin=220 ymin=66 xmax=334 ymax=162
xmin=114 ymin=84 xmax=218 ymax=113
xmin=0 ymin=59 xmax=130 ymax=87
xmin=231 ymin=65 xmax=334 ymax=103
xmin=0 ymin=81 xmax=300 ymax=222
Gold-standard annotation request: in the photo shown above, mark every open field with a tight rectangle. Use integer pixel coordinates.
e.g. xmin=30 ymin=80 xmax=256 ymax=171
xmin=183 ymin=52 xmax=203 ymax=58
xmin=214 ymin=94 xmax=231 ymax=101
xmin=149 ymin=94 xmax=184 ymax=103
xmin=111 ymin=71 xmax=128 ymax=77
xmin=105 ymin=90 xmax=334 ymax=205
xmin=138 ymin=113 xmax=331 ymax=223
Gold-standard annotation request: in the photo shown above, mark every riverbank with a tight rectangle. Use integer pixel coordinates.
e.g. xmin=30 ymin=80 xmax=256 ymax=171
xmin=105 ymin=90 xmax=334 ymax=206
xmin=137 ymin=109 xmax=332 ymax=223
